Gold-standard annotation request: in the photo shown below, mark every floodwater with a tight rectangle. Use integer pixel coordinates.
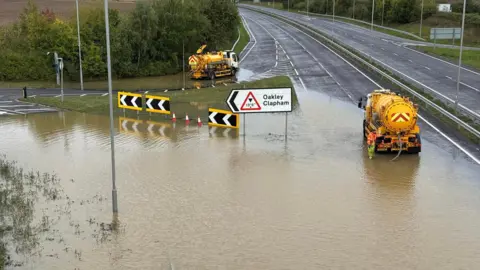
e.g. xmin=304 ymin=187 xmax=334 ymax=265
xmin=1 ymin=91 xmax=480 ymax=269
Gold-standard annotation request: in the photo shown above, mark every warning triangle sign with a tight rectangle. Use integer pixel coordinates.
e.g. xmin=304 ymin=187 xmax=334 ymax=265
xmin=240 ymin=91 xmax=261 ymax=110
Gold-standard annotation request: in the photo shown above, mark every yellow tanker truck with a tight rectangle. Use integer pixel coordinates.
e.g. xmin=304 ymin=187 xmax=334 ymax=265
xmin=188 ymin=44 xmax=239 ymax=80
xmin=358 ymin=89 xmax=421 ymax=154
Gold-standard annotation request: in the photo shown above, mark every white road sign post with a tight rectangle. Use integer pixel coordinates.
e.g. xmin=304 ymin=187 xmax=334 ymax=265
xmin=226 ymin=87 xmax=292 ymax=139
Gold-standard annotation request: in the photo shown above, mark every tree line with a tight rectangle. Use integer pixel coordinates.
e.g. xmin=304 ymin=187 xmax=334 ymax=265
xmin=279 ymin=0 xmax=438 ymax=24
xmin=0 ymin=0 xmax=240 ymax=82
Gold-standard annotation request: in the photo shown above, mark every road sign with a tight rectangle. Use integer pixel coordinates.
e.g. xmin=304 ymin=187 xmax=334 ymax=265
xmin=208 ymin=108 xmax=239 ymax=128
xmin=227 ymin=88 xmax=292 ymax=113
xmin=430 ymin=28 xmax=461 ymax=40
xmin=145 ymin=95 xmax=170 ymax=114
xmin=118 ymin=91 xmax=142 ymax=111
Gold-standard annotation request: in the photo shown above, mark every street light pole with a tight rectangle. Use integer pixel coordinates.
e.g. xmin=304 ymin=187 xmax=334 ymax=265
xmin=420 ymin=0 xmax=424 ymax=37
xmin=182 ymin=0 xmax=185 ymax=90
xmin=381 ymin=0 xmax=385 ymax=26
xmin=455 ymin=0 xmax=467 ymax=113
xmin=371 ymin=0 xmax=375 ymax=31
xmin=103 ymin=0 xmax=118 ymax=214
xmin=75 ymin=0 xmax=84 ymax=91
xmin=307 ymin=0 xmax=309 ymax=17
xmin=353 ymin=0 xmax=356 ymax=19
xmin=333 ymin=0 xmax=335 ymax=23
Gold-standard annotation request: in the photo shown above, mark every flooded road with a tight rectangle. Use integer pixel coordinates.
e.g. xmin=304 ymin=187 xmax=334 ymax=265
xmin=1 ymin=91 xmax=480 ymax=269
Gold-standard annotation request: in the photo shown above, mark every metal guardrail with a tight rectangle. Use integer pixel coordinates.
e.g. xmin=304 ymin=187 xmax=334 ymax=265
xmin=242 ymin=6 xmax=480 ymax=139
xmin=296 ymin=10 xmax=425 ymax=41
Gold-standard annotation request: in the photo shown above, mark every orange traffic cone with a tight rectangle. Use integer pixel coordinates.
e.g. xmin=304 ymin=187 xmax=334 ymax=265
xmin=185 ymin=113 xmax=190 ymax=124
xmin=172 ymin=112 xmax=176 ymax=122
xmin=197 ymin=116 xmax=202 ymax=127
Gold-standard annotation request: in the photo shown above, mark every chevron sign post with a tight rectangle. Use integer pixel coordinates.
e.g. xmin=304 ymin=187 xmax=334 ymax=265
xmin=208 ymin=108 xmax=239 ymax=129
xmin=145 ymin=95 xmax=170 ymax=114
xmin=118 ymin=92 xmax=142 ymax=111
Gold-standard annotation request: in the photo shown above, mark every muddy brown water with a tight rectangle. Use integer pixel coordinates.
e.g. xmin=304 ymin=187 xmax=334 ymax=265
xmin=1 ymin=91 xmax=480 ymax=269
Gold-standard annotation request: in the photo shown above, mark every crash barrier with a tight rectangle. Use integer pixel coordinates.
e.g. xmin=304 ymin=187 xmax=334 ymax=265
xmin=242 ymin=6 xmax=480 ymax=140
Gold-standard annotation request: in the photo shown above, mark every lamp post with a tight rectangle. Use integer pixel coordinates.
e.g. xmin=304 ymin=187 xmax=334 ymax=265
xmin=455 ymin=0 xmax=467 ymax=113
xmin=103 ymin=0 xmax=118 ymax=214
xmin=371 ymin=0 xmax=375 ymax=31
xmin=381 ymin=0 xmax=385 ymax=26
xmin=182 ymin=0 xmax=185 ymax=90
xmin=353 ymin=0 xmax=355 ymax=19
xmin=75 ymin=0 xmax=84 ymax=91
xmin=333 ymin=0 xmax=335 ymax=23
xmin=420 ymin=0 xmax=424 ymax=37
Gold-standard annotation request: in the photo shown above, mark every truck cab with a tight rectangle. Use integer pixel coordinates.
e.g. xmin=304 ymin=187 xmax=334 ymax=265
xmin=223 ymin=50 xmax=239 ymax=73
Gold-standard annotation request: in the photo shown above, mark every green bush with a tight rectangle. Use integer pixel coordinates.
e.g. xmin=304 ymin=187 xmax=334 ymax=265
xmin=0 ymin=0 xmax=240 ymax=82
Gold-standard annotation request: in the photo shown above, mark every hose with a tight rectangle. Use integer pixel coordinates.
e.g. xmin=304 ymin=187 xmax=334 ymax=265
xmin=390 ymin=133 xmax=402 ymax=161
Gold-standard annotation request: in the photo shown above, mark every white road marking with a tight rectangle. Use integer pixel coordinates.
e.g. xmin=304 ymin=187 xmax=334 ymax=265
xmin=408 ymin=59 xmax=413 ymax=63
xmin=0 ymin=104 xmax=34 ymax=107
xmin=294 ymin=69 xmax=299 ymax=75
xmin=0 ymin=101 xmax=13 ymax=103
xmin=102 ymin=93 xmax=108 ymax=96
xmin=394 ymin=53 xmax=398 ymax=56
xmin=289 ymin=61 xmax=294 ymax=67
xmin=80 ymin=94 xmax=86 ymax=97
xmin=446 ymin=76 xmax=453 ymax=80
xmin=381 ymin=48 xmax=385 ymax=51
xmin=55 ymin=95 xmax=61 ymax=97
xmin=424 ymin=66 xmax=431 ymax=70
xmin=286 ymin=54 xmax=290 ymax=60
xmin=263 ymin=14 xmax=480 ymax=164
xmin=145 ymin=91 xmax=149 ymax=94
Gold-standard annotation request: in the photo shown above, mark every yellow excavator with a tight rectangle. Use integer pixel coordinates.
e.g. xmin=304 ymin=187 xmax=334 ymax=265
xmin=188 ymin=44 xmax=239 ymax=80
xmin=358 ymin=89 xmax=421 ymax=154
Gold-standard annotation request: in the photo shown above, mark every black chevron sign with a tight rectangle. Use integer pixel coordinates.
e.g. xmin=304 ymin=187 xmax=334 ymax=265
xmin=208 ymin=108 xmax=239 ymax=129
xmin=118 ymin=91 xmax=142 ymax=111
xmin=146 ymin=95 xmax=170 ymax=114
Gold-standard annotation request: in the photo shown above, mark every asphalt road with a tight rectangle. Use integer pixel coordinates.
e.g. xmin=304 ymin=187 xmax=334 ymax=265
xmin=240 ymin=4 xmax=480 ymax=119
xmin=0 ymin=88 xmax=108 ymax=115
xmin=238 ymin=8 xmax=480 ymax=164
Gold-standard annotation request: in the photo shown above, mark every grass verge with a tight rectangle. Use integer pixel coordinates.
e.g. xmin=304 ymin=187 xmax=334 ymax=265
xmin=21 ymin=76 xmax=297 ymax=118
xmin=414 ymin=46 xmax=480 ymax=70
xmin=250 ymin=7 xmax=480 ymax=144
xmin=233 ymin=19 xmax=250 ymax=55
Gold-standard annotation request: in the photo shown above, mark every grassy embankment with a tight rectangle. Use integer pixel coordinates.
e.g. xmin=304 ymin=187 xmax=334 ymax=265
xmin=0 ymin=18 xmax=250 ymax=91
xmin=22 ymin=76 xmax=297 ymax=119
xmin=415 ymin=46 xmax=480 ymax=70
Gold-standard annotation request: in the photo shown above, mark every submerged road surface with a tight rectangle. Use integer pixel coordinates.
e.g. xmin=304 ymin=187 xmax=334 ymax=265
xmin=239 ymin=8 xmax=480 ymax=163
xmin=241 ymin=4 xmax=480 ymax=118
xmin=0 ymin=106 xmax=479 ymax=269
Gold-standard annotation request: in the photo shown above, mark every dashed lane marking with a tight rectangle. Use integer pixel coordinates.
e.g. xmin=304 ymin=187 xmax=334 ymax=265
xmin=80 ymin=94 xmax=87 ymax=97
xmin=102 ymin=93 xmax=108 ymax=96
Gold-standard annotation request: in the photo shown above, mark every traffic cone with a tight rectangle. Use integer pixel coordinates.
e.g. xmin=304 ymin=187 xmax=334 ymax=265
xmin=197 ymin=116 xmax=202 ymax=127
xmin=172 ymin=112 xmax=176 ymax=122
xmin=185 ymin=113 xmax=190 ymax=125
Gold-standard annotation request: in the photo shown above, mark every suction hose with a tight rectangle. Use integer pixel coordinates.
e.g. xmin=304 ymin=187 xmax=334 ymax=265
xmin=390 ymin=133 xmax=402 ymax=161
